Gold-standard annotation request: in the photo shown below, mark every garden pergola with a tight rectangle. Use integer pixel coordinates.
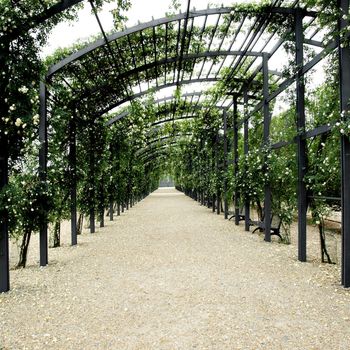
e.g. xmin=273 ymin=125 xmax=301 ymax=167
xmin=1 ymin=0 xmax=350 ymax=293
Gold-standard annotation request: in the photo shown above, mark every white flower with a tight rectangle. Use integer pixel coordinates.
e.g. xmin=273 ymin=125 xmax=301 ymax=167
xmin=33 ymin=114 xmax=40 ymax=125
xmin=15 ymin=118 xmax=22 ymax=127
xmin=9 ymin=104 xmax=16 ymax=111
xmin=18 ymin=86 xmax=29 ymax=94
xmin=341 ymin=128 xmax=345 ymax=134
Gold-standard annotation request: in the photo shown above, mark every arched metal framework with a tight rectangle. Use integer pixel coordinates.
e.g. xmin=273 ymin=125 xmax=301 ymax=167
xmin=1 ymin=0 xmax=350 ymax=293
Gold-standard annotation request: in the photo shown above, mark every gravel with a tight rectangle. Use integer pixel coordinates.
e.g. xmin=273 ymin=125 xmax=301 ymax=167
xmin=1 ymin=187 xmax=350 ymax=349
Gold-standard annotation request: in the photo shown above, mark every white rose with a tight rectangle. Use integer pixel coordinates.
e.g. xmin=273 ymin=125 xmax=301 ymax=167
xmin=15 ymin=118 xmax=22 ymax=127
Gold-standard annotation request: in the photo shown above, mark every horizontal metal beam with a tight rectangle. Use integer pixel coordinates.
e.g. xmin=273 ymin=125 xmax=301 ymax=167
xmin=304 ymin=38 xmax=324 ymax=48
xmin=270 ymin=123 xmax=333 ymax=150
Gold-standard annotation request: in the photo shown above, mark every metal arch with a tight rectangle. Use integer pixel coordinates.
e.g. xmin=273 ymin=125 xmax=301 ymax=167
xmin=47 ymin=6 xmax=317 ymax=77
xmin=151 ymin=115 xmax=196 ymax=127
xmin=101 ymin=75 xmax=242 ymax=121
xmin=47 ymin=7 xmax=237 ymax=77
xmin=138 ymin=142 xmax=181 ymax=162
xmin=141 ymin=153 xmax=168 ymax=167
xmin=75 ymin=50 xmax=265 ymax=103
xmin=136 ymin=133 xmax=193 ymax=157
xmin=106 ymin=91 xmax=255 ymax=127
xmin=139 ymin=145 xmax=173 ymax=161
xmin=106 ymin=101 xmax=228 ymax=127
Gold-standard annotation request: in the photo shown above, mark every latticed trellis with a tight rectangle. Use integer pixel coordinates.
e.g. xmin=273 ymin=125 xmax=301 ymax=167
xmin=1 ymin=0 xmax=350 ymax=292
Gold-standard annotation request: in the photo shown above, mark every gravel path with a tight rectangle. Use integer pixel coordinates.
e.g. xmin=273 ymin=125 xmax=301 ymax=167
xmin=1 ymin=188 xmax=350 ymax=349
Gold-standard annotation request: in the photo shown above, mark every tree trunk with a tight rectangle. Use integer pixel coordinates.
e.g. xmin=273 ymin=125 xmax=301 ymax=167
xmin=319 ymin=218 xmax=333 ymax=264
xmin=16 ymin=226 xmax=32 ymax=269
xmin=52 ymin=220 xmax=60 ymax=248
xmin=77 ymin=213 xmax=83 ymax=235
xmin=256 ymin=200 xmax=263 ymax=221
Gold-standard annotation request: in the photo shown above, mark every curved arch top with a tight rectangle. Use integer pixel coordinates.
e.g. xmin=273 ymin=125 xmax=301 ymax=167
xmin=47 ymin=7 xmax=234 ymax=77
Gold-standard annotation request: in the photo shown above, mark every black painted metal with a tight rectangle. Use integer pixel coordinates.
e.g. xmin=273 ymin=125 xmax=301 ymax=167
xmin=244 ymin=90 xmax=250 ymax=232
xmin=233 ymin=96 xmax=240 ymax=226
xmin=223 ymin=110 xmax=228 ymax=219
xmin=216 ymin=132 xmax=220 ymax=215
xmin=47 ymin=7 xmax=237 ymax=77
xmin=0 ymin=43 xmax=9 ymax=292
xmin=0 ymin=139 xmax=9 ymax=292
xmin=296 ymin=10 xmax=307 ymax=262
xmin=39 ymin=81 xmax=48 ymax=267
xmin=89 ymin=124 xmax=95 ymax=234
xmin=339 ymin=0 xmax=350 ymax=287
xmin=69 ymin=118 xmax=77 ymax=246
xmin=262 ymin=53 xmax=271 ymax=242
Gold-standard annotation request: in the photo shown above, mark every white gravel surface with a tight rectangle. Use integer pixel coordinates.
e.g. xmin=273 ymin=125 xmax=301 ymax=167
xmin=1 ymin=188 xmax=350 ymax=349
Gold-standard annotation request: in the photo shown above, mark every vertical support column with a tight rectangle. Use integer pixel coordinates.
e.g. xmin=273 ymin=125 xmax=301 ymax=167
xmin=100 ymin=182 xmax=104 ymax=228
xmin=199 ymin=137 xmax=204 ymax=205
xmin=233 ymin=95 xmax=240 ymax=225
xmin=223 ymin=109 xmax=228 ymax=219
xmin=244 ymin=90 xmax=250 ymax=231
xmin=212 ymin=134 xmax=216 ymax=212
xmin=339 ymin=0 xmax=350 ymax=287
xmin=207 ymin=153 xmax=211 ymax=208
xmin=216 ymin=131 xmax=220 ymax=215
xmin=296 ymin=10 xmax=307 ymax=262
xmin=89 ymin=123 xmax=95 ymax=234
xmin=0 ymin=138 xmax=9 ymax=292
xmin=39 ymin=81 xmax=48 ymax=266
xmin=69 ymin=117 xmax=77 ymax=246
xmin=263 ymin=53 xmax=271 ymax=242
xmin=0 ymin=43 xmax=10 ymax=292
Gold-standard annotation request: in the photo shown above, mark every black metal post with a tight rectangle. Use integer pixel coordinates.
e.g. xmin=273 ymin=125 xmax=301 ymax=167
xmin=216 ymin=132 xmax=220 ymax=215
xmin=69 ymin=117 xmax=77 ymax=246
xmin=89 ymin=123 xmax=95 ymax=234
xmin=339 ymin=0 xmax=350 ymax=287
xmin=263 ymin=53 xmax=271 ymax=242
xmin=39 ymin=81 xmax=48 ymax=266
xmin=223 ymin=109 xmax=228 ymax=219
xmin=244 ymin=90 xmax=250 ymax=231
xmin=207 ymin=155 xmax=211 ymax=208
xmin=99 ymin=180 xmax=104 ymax=228
xmin=0 ymin=44 xmax=9 ymax=292
xmin=296 ymin=10 xmax=307 ymax=262
xmin=233 ymin=96 xmax=240 ymax=226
